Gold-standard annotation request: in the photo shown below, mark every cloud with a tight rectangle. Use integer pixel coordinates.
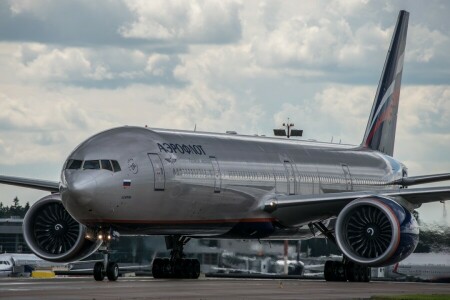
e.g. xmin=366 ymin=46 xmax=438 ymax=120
xmin=20 ymin=48 xmax=92 ymax=81
xmin=274 ymin=85 xmax=374 ymax=144
xmin=0 ymin=0 xmax=137 ymax=46
xmin=407 ymin=24 xmax=449 ymax=63
xmin=119 ymin=0 xmax=242 ymax=43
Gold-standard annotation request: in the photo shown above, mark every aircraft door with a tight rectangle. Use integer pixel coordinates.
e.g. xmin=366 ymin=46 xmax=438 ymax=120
xmin=148 ymin=153 xmax=165 ymax=191
xmin=341 ymin=164 xmax=353 ymax=191
xmin=210 ymin=156 xmax=221 ymax=193
xmin=284 ymin=161 xmax=296 ymax=195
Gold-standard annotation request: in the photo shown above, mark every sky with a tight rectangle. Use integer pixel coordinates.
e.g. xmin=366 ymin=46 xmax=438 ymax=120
xmin=0 ymin=0 xmax=449 ymax=224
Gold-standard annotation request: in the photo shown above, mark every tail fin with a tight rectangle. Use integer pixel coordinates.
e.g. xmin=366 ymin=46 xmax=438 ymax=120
xmin=362 ymin=10 xmax=409 ymax=156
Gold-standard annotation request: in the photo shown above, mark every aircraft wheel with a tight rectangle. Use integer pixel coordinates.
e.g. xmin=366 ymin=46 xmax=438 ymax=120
xmin=180 ymin=259 xmax=191 ymax=278
xmin=324 ymin=260 xmax=333 ymax=281
xmin=355 ymin=264 xmax=364 ymax=282
xmin=192 ymin=259 xmax=200 ymax=279
xmin=359 ymin=265 xmax=367 ymax=282
xmin=363 ymin=267 xmax=371 ymax=282
xmin=337 ymin=262 xmax=347 ymax=281
xmin=94 ymin=262 xmax=105 ymax=281
xmin=106 ymin=262 xmax=119 ymax=281
xmin=152 ymin=258 xmax=163 ymax=279
xmin=162 ymin=258 xmax=171 ymax=278
xmin=173 ymin=259 xmax=183 ymax=278
xmin=346 ymin=261 xmax=356 ymax=282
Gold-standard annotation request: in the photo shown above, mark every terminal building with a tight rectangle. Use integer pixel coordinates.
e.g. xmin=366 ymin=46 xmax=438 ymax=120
xmin=0 ymin=218 xmax=31 ymax=254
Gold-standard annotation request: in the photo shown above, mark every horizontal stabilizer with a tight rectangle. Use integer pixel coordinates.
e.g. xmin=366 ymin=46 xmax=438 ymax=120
xmin=0 ymin=175 xmax=59 ymax=193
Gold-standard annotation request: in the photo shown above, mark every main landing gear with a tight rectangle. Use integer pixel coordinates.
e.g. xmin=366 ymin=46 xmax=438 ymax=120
xmin=93 ymin=230 xmax=119 ymax=282
xmin=152 ymin=235 xmax=201 ymax=279
xmin=324 ymin=260 xmax=371 ymax=282
xmin=310 ymin=222 xmax=371 ymax=282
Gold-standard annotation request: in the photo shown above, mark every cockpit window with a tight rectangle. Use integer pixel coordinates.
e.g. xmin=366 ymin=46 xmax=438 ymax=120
xmin=101 ymin=160 xmax=113 ymax=171
xmin=111 ymin=160 xmax=121 ymax=172
xmin=83 ymin=160 xmax=100 ymax=170
xmin=66 ymin=159 xmax=83 ymax=170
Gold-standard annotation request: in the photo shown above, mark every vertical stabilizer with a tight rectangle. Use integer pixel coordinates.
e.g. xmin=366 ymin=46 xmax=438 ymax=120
xmin=362 ymin=10 xmax=409 ymax=156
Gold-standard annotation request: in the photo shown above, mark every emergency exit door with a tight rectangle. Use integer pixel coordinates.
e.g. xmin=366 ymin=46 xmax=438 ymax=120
xmin=284 ymin=161 xmax=296 ymax=195
xmin=148 ymin=153 xmax=165 ymax=191
xmin=342 ymin=164 xmax=353 ymax=191
xmin=210 ymin=156 xmax=221 ymax=193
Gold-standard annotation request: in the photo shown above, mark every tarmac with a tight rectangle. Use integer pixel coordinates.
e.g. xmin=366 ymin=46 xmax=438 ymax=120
xmin=1 ymin=277 xmax=450 ymax=300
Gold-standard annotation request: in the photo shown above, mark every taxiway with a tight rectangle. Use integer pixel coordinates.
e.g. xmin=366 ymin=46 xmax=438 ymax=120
xmin=1 ymin=277 xmax=450 ymax=299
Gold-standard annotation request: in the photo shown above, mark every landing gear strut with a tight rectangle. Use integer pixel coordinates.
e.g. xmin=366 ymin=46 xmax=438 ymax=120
xmin=152 ymin=235 xmax=201 ymax=279
xmin=93 ymin=229 xmax=119 ymax=282
xmin=310 ymin=222 xmax=371 ymax=282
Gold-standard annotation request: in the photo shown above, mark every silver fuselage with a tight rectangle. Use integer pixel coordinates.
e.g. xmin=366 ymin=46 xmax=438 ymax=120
xmin=60 ymin=126 xmax=402 ymax=239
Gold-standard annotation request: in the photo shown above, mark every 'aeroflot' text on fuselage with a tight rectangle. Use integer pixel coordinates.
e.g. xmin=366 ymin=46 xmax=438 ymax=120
xmin=157 ymin=143 xmax=206 ymax=155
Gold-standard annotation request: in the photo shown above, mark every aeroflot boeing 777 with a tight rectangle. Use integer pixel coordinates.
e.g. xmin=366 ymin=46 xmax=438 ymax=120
xmin=1 ymin=10 xmax=450 ymax=282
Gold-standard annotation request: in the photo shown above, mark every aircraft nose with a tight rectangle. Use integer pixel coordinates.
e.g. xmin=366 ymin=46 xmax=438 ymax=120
xmin=61 ymin=171 xmax=97 ymax=214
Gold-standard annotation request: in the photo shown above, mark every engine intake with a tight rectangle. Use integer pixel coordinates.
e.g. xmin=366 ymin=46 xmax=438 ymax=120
xmin=335 ymin=196 xmax=419 ymax=267
xmin=23 ymin=195 xmax=102 ymax=262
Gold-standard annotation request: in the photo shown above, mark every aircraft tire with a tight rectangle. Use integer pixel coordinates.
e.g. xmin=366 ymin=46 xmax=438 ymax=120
xmin=324 ymin=260 xmax=333 ymax=281
xmin=152 ymin=258 xmax=163 ymax=278
xmin=346 ymin=262 xmax=356 ymax=282
xmin=363 ymin=266 xmax=371 ymax=282
xmin=181 ymin=259 xmax=193 ymax=278
xmin=336 ymin=261 xmax=347 ymax=281
xmin=192 ymin=259 xmax=200 ymax=279
xmin=173 ymin=259 xmax=183 ymax=278
xmin=106 ymin=262 xmax=119 ymax=281
xmin=94 ymin=262 xmax=105 ymax=281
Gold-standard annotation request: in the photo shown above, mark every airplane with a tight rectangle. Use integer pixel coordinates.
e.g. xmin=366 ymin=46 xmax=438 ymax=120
xmin=389 ymin=253 xmax=450 ymax=282
xmin=0 ymin=253 xmax=64 ymax=277
xmin=1 ymin=10 xmax=450 ymax=283
xmin=216 ymin=251 xmax=304 ymax=275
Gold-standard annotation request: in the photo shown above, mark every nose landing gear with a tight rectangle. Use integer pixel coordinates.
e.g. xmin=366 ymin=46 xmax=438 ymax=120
xmin=93 ymin=229 xmax=119 ymax=282
xmin=152 ymin=235 xmax=201 ymax=279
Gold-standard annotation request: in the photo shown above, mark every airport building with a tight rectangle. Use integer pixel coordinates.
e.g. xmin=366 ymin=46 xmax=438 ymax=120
xmin=0 ymin=218 xmax=31 ymax=254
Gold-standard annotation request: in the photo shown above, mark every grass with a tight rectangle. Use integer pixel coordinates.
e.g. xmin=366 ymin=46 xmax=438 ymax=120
xmin=371 ymin=295 xmax=450 ymax=300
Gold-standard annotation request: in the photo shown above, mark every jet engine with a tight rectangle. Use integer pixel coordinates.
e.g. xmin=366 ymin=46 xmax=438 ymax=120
xmin=23 ymin=195 xmax=102 ymax=262
xmin=335 ymin=196 xmax=419 ymax=267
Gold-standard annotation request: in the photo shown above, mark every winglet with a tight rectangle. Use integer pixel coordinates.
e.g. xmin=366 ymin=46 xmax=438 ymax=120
xmin=362 ymin=10 xmax=409 ymax=156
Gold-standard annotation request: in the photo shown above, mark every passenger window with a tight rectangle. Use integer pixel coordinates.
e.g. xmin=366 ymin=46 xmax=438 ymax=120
xmin=101 ymin=160 xmax=113 ymax=171
xmin=111 ymin=160 xmax=121 ymax=172
xmin=66 ymin=159 xmax=82 ymax=170
xmin=83 ymin=160 xmax=100 ymax=170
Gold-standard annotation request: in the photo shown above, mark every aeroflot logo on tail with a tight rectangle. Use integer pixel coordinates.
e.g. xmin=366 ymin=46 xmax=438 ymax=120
xmin=157 ymin=143 xmax=206 ymax=155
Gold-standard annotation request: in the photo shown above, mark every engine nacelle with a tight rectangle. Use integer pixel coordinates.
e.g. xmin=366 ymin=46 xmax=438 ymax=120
xmin=335 ymin=196 xmax=419 ymax=267
xmin=23 ymin=195 xmax=102 ymax=263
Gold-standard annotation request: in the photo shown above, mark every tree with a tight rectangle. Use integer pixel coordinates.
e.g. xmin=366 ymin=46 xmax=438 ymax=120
xmin=0 ymin=197 xmax=30 ymax=218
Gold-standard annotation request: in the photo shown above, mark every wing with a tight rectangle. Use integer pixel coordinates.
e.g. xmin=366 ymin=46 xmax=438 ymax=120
xmin=388 ymin=173 xmax=450 ymax=186
xmin=264 ymin=186 xmax=450 ymax=227
xmin=0 ymin=175 xmax=59 ymax=193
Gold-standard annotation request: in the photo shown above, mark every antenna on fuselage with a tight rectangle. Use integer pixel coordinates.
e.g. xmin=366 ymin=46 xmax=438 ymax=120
xmin=273 ymin=118 xmax=303 ymax=138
